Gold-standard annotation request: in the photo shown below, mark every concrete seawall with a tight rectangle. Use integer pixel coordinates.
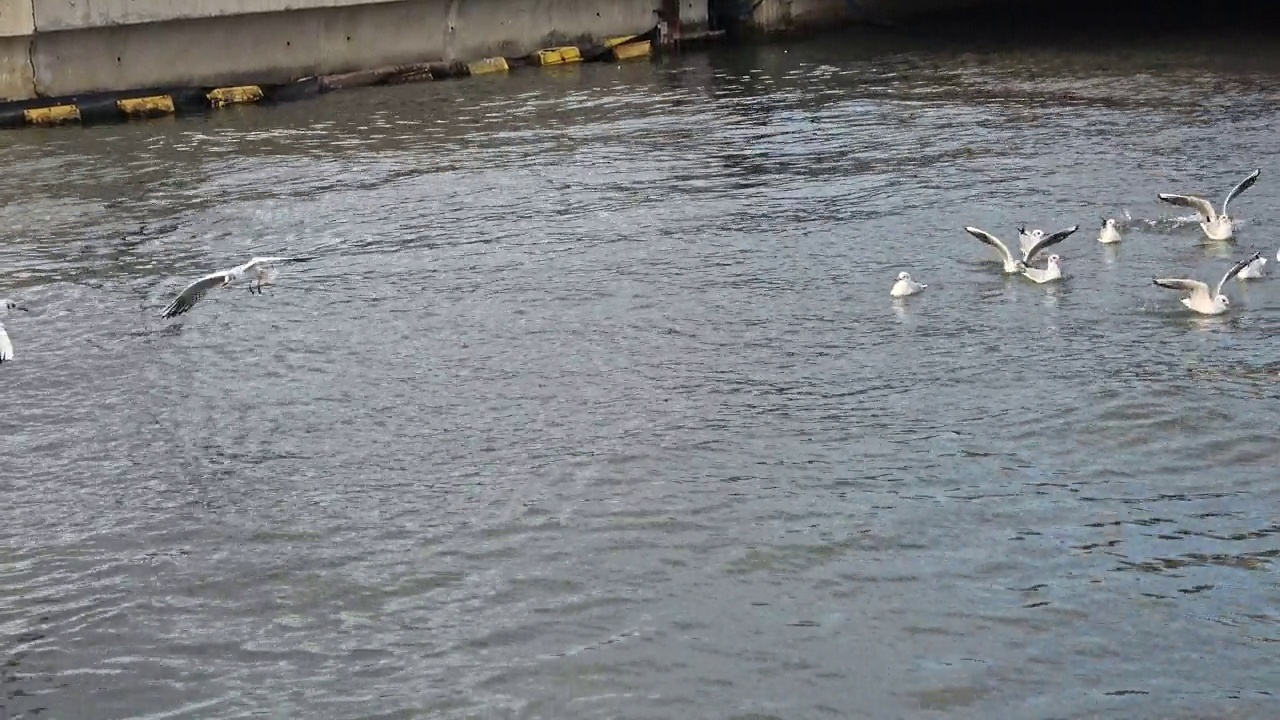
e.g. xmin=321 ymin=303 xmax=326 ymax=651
xmin=0 ymin=0 xmax=1016 ymax=110
xmin=734 ymin=0 xmax=1009 ymax=32
xmin=0 ymin=0 xmax=681 ymax=102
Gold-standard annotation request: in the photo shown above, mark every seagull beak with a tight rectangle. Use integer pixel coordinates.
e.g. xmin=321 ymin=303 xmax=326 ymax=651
xmin=14 ymin=305 xmax=28 ymax=312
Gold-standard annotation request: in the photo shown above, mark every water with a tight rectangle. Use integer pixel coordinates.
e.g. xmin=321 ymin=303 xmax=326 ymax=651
xmin=3 ymin=23 xmax=1280 ymax=720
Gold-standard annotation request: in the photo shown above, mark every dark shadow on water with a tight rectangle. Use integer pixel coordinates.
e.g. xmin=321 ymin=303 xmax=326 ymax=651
xmin=889 ymin=0 xmax=1280 ymax=35
xmin=709 ymin=3 xmax=1280 ymax=89
xmin=720 ymin=0 xmax=1280 ymax=74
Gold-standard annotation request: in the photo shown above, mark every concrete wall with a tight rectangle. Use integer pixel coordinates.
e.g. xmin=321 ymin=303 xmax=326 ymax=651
xmin=677 ymin=0 xmax=709 ymax=32
xmin=0 ymin=37 xmax=34 ymax=101
xmin=0 ymin=0 xmax=1028 ymax=104
xmin=31 ymin=0 xmax=406 ymax=31
xmin=745 ymin=0 xmax=1010 ymax=28
xmin=0 ymin=0 xmax=34 ymax=35
xmin=1 ymin=0 xmax=35 ymax=99
xmin=1 ymin=0 xmax=666 ymax=102
xmin=779 ymin=0 xmax=854 ymax=27
xmin=846 ymin=0 xmax=1009 ymax=21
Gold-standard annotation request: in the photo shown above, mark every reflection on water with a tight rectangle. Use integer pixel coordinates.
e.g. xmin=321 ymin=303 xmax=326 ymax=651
xmin=2 ymin=23 xmax=1280 ymax=720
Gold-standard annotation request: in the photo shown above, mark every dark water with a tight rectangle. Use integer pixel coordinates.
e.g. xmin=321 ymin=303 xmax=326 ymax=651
xmin=2 ymin=26 xmax=1280 ymax=720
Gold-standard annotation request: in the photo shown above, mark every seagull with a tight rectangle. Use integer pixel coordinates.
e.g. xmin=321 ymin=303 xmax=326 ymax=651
xmin=1237 ymin=253 xmax=1266 ymax=280
xmin=1022 ymin=254 xmax=1064 ymax=284
xmin=160 ymin=256 xmax=315 ymax=319
xmin=0 ymin=298 xmax=29 ymax=363
xmin=1098 ymin=217 xmax=1122 ymax=244
xmin=1152 ymin=253 xmax=1259 ymax=315
xmin=965 ymin=225 xmax=1078 ymax=274
xmin=890 ymin=271 xmax=927 ymax=297
xmin=1158 ymin=168 xmax=1260 ymax=241
xmin=1020 ymin=225 xmax=1077 ymax=263
xmin=1017 ymin=227 xmax=1045 ymax=257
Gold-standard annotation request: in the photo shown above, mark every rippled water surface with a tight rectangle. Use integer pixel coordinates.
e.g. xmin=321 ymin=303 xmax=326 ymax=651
xmin=2 ymin=26 xmax=1280 ymax=720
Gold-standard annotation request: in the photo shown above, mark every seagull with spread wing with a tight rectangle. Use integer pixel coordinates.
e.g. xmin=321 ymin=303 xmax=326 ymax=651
xmin=160 ymin=256 xmax=315 ymax=319
xmin=964 ymin=225 xmax=1079 ymax=274
xmin=1158 ymin=169 xmax=1260 ymax=242
xmin=1152 ymin=253 xmax=1259 ymax=315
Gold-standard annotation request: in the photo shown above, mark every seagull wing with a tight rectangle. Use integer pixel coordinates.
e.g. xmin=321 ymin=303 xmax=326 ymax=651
xmin=1024 ymin=225 xmax=1078 ymax=263
xmin=1153 ymin=277 xmax=1211 ymax=304
xmin=1216 ymin=253 xmax=1260 ymax=296
xmin=161 ymin=271 xmax=233 ymax=319
xmin=244 ymin=256 xmax=316 ymax=270
xmin=1221 ymin=168 xmax=1260 ymax=216
xmin=1158 ymin=193 xmax=1216 ymax=222
xmin=964 ymin=227 xmax=1015 ymax=266
xmin=0 ymin=321 xmax=11 ymax=362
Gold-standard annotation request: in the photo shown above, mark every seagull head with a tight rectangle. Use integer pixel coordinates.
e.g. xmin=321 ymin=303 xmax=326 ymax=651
xmin=1047 ymin=254 xmax=1062 ymax=266
xmin=2 ymin=299 xmax=27 ymax=312
xmin=897 ymin=272 xmax=911 ymax=281
xmin=1217 ymin=294 xmax=1231 ymax=308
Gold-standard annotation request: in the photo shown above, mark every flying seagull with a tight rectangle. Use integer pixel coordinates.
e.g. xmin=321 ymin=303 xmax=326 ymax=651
xmin=0 ymin=298 xmax=30 ymax=363
xmin=1158 ymin=168 xmax=1260 ymax=242
xmin=160 ymin=256 xmax=314 ymax=319
xmin=965 ymin=225 xmax=1078 ymax=274
xmin=1152 ymin=253 xmax=1259 ymax=315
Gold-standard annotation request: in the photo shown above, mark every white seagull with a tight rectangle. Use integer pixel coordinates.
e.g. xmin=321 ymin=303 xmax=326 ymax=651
xmin=0 ymin=298 xmax=30 ymax=363
xmin=965 ymin=225 xmax=1078 ymax=274
xmin=1237 ymin=253 xmax=1266 ymax=280
xmin=1098 ymin=217 xmax=1122 ymax=244
xmin=1017 ymin=226 xmax=1045 ymax=258
xmin=1022 ymin=254 xmax=1064 ymax=284
xmin=1158 ymin=168 xmax=1260 ymax=241
xmin=1152 ymin=253 xmax=1259 ymax=315
xmin=890 ymin=271 xmax=927 ymax=297
xmin=161 ymin=256 xmax=315 ymax=319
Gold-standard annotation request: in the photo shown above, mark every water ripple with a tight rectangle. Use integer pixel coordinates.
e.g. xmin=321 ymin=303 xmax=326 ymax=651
xmin=2 ymin=26 xmax=1279 ymax=720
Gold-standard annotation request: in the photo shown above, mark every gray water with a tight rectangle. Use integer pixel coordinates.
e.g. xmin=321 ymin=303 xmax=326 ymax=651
xmin=2 ymin=27 xmax=1279 ymax=720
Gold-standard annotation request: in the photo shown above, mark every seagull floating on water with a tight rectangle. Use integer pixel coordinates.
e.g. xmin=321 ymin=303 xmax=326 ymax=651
xmin=1237 ymin=253 xmax=1267 ymax=280
xmin=161 ymin=256 xmax=315 ymax=319
xmin=1158 ymin=168 xmax=1260 ymax=242
xmin=0 ymin=298 xmax=30 ymax=363
xmin=890 ymin=271 xmax=927 ymax=297
xmin=1098 ymin=217 xmax=1122 ymax=244
xmin=965 ymin=225 xmax=1078 ymax=274
xmin=1022 ymin=254 xmax=1064 ymax=284
xmin=1152 ymin=253 xmax=1259 ymax=315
